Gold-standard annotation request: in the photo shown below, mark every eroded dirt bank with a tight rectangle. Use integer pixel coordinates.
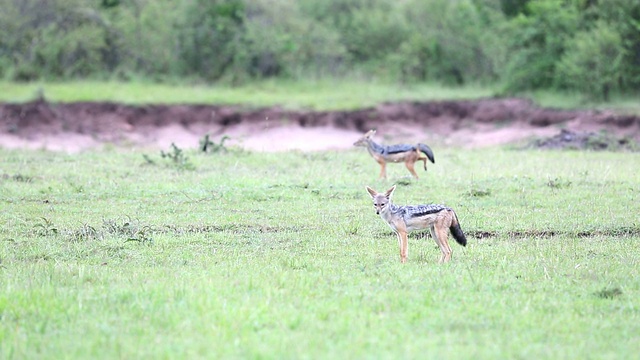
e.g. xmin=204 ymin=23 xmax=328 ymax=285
xmin=0 ymin=98 xmax=638 ymax=152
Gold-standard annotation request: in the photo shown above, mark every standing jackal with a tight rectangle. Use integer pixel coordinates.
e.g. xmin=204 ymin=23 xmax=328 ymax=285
xmin=354 ymin=129 xmax=435 ymax=179
xmin=365 ymin=185 xmax=467 ymax=263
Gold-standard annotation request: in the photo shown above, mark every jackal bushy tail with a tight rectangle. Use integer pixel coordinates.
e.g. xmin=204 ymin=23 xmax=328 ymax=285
xmin=417 ymin=143 xmax=435 ymax=169
xmin=449 ymin=213 xmax=467 ymax=246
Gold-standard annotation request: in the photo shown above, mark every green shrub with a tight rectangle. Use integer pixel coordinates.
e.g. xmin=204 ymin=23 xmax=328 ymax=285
xmin=501 ymin=0 xmax=578 ymax=92
xmin=557 ymin=21 xmax=626 ymax=101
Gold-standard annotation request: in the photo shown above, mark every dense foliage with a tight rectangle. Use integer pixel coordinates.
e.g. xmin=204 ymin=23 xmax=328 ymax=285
xmin=1 ymin=0 xmax=638 ymax=99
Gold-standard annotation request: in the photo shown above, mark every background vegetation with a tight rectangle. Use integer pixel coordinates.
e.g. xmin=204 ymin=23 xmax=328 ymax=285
xmin=1 ymin=146 xmax=639 ymax=358
xmin=1 ymin=0 xmax=639 ymax=101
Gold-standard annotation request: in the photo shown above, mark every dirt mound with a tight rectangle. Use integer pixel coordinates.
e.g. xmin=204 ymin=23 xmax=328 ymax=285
xmin=0 ymin=98 xmax=638 ymax=152
xmin=530 ymin=129 xmax=637 ymax=151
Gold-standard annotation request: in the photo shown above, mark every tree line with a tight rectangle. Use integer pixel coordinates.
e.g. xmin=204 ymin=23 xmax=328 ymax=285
xmin=1 ymin=0 xmax=638 ymax=100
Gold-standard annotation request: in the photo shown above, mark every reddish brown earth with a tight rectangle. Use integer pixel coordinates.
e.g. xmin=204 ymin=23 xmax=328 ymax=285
xmin=0 ymin=98 xmax=638 ymax=152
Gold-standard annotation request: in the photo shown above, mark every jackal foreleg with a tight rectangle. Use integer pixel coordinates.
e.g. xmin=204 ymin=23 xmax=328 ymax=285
xmin=395 ymin=229 xmax=408 ymax=263
xmin=377 ymin=159 xmax=387 ymax=179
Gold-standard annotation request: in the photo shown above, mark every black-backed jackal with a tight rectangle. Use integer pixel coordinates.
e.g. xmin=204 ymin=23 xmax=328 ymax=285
xmin=354 ymin=129 xmax=435 ymax=179
xmin=365 ymin=185 xmax=467 ymax=263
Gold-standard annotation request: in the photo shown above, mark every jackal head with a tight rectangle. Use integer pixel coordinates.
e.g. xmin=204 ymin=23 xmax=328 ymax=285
xmin=353 ymin=129 xmax=376 ymax=147
xmin=365 ymin=185 xmax=396 ymax=215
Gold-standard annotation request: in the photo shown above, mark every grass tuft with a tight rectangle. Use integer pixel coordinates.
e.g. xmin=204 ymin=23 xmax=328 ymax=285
xmin=594 ymin=287 xmax=623 ymax=299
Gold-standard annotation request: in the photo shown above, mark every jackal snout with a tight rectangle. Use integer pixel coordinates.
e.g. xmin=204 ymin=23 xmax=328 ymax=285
xmin=373 ymin=201 xmax=386 ymax=215
xmin=353 ymin=129 xmax=375 ymax=147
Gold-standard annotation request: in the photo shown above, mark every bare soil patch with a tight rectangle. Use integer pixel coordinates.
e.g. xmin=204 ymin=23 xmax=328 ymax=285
xmin=0 ymin=98 xmax=638 ymax=152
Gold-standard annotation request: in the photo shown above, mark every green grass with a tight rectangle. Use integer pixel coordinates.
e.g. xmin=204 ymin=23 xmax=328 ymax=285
xmin=1 ymin=145 xmax=639 ymax=359
xmin=518 ymin=89 xmax=640 ymax=114
xmin=2 ymin=80 xmax=639 ymax=113
xmin=0 ymin=80 xmax=494 ymax=110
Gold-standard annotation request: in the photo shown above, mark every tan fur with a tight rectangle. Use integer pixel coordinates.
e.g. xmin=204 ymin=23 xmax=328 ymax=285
xmin=365 ymin=185 xmax=466 ymax=263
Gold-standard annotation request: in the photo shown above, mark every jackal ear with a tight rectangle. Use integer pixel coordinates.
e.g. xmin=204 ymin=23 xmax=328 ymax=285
xmin=365 ymin=186 xmax=377 ymax=198
xmin=365 ymin=129 xmax=376 ymax=138
xmin=384 ymin=185 xmax=396 ymax=198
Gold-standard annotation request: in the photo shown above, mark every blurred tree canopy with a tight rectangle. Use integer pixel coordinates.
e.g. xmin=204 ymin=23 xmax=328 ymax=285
xmin=0 ymin=0 xmax=638 ymax=99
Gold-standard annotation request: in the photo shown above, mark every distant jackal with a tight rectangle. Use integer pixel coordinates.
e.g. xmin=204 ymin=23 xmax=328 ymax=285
xmin=366 ymin=185 xmax=467 ymax=263
xmin=354 ymin=129 xmax=435 ymax=179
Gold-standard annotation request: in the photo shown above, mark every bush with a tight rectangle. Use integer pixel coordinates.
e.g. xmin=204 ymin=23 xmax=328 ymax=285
xmin=500 ymin=0 xmax=578 ymax=92
xmin=390 ymin=0 xmax=500 ymax=85
xmin=557 ymin=22 xmax=626 ymax=101
xmin=174 ymin=0 xmax=246 ymax=82
xmin=0 ymin=0 xmax=638 ymax=100
xmin=242 ymin=0 xmax=347 ymax=79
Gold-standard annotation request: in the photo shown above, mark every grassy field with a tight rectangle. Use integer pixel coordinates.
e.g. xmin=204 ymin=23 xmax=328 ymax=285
xmin=0 ymin=80 xmax=494 ymax=110
xmin=2 ymin=80 xmax=640 ymax=113
xmin=1 ymin=143 xmax=639 ymax=359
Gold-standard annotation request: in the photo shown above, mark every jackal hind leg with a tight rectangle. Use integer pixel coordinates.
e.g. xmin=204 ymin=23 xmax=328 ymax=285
xmin=416 ymin=149 xmax=428 ymax=171
xmin=420 ymin=158 xmax=428 ymax=171
xmin=431 ymin=223 xmax=452 ymax=263
xmin=429 ymin=226 xmax=444 ymax=263
xmin=404 ymin=160 xmax=419 ymax=179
